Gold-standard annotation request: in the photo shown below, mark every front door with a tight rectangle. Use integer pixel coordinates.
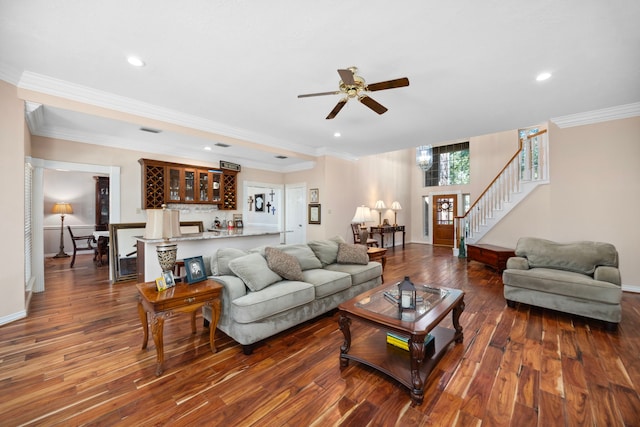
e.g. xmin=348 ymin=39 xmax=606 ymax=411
xmin=432 ymin=194 xmax=456 ymax=247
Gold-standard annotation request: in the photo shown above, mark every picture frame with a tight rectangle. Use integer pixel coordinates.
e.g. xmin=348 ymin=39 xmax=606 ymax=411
xmin=155 ymin=276 xmax=167 ymax=291
xmin=309 ymin=188 xmax=319 ymax=204
xmin=308 ymin=204 xmax=321 ymax=224
xmin=234 ymin=219 xmax=244 ymax=228
xmin=162 ymin=270 xmax=176 ymax=288
xmin=184 ymin=256 xmax=207 ymax=284
xmin=255 ymin=193 xmax=265 ymax=212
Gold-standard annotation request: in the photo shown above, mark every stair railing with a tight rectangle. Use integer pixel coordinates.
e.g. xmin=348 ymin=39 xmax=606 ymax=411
xmin=455 ymin=129 xmax=548 ymax=250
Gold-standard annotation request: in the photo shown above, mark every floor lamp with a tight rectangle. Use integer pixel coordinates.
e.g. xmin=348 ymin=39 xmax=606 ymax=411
xmin=52 ymin=202 xmax=73 ymax=258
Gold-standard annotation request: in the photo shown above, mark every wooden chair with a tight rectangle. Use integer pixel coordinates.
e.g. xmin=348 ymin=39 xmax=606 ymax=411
xmin=351 ymin=223 xmax=379 ymax=247
xmin=67 ymin=226 xmax=97 ymax=267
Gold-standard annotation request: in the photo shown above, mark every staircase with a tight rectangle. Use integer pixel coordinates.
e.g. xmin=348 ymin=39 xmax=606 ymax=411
xmin=456 ymin=129 xmax=549 ymax=249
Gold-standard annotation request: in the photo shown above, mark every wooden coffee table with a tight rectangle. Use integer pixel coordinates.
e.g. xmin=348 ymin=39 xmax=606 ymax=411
xmin=136 ymin=278 xmax=222 ymax=376
xmin=338 ymin=283 xmax=464 ymax=405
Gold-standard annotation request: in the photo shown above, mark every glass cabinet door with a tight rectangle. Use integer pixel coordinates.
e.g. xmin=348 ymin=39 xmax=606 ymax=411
xmin=184 ymin=169 xmax=195 ymax=201
xmin=198 ymin=171 xmax=210 ymax=202
xmin=212 ymin=173 xmax=221 ymax=202
xmin=168 ymin=167 xmax=181 ymax=201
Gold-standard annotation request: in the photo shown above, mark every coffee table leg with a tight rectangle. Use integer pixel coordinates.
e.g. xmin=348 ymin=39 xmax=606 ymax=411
xmin=137 ymin=301 xmax=148 ymax=350
xmin=409 ymin=337 xmax=426 ymax=405
xmin=151 ymin=314 xmax=165 ymax=376
xmin=453 ymin=298 xmax=465 ymax=343
xmin=338 ymin=313 xmax=352 ymax=367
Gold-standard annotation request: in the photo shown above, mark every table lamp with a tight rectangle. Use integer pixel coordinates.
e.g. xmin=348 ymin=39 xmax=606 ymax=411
xmin=373 ymin=200 xmax=386 ymax=227
xmin=52 ymin=202 xmax=73 ymax=258
xmin=144 ymin=205 xmax=181 ymax=275
xmin=351 ymin=205 xmax=373 ymax=244
xmin=390 ymin=201 xmax=402 ymax=226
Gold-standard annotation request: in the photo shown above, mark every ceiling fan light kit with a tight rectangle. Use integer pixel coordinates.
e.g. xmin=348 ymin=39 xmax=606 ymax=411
xmin=298 ymin=66 xmax=409 ymax=119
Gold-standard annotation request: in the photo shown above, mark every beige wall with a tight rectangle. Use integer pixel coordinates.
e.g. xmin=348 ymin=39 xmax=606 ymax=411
xmin=0 ymin=80 xmax=26 ymax=322
xmin=485 ymin=117 xmax=640 ymax=287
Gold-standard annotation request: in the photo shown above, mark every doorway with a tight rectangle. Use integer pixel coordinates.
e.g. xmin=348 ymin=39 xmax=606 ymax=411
xmin=284 ymin=183 xmax=306 ymax=244
xmin=432 ymin=194 xmax=456 ymax=247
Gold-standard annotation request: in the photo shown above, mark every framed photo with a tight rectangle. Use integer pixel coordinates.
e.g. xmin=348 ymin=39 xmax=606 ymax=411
xmin=309 ymin=188 xmax=319 ymax=204
xmin=155 ymin=276 xmax=167 ymax=291
xmin=255 ymin=193 xmax=265 ymax=212
xmin=235 ymin=219 xmax=244 ymax=228
xmin=162 ymin=270 xmax=176 ymax=288
xmin=184 ymin=256 xmax=207 ymax=284
xmin=308 ymin=204 xmax=321 ymax=225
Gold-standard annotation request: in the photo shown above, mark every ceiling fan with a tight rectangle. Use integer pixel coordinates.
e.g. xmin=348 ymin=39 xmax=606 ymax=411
xmin=297 ymin=67 xmax=409 ymax=119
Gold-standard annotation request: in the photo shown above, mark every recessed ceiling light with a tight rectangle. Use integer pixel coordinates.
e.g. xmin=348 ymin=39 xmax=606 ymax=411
xmin=204 ymin=146 xmax=212 ymax=151
xmin=334 ymin=132 xmax=341 ymax=138
xmin=536 ymin=72 xmax=552 ymax=81
xmin=127 ymin=56 xmax=145 ymax=67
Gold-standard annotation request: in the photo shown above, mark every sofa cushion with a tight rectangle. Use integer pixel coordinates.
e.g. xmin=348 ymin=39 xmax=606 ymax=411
xmin=326 ymin=262 xmax=383 ymax=286
xmin=231 ymin=281 xmax=315 ymax=323
xmin=307 ymin=236 xmax=346 ymax=266
xmin=515 ymin=237 xmax=618 ymax=275
xmin=212 ymin=248 xmax=248 ymax=276
xmin=265 ymin=247 xmax=304 ymax=281
xmin=503 ymin=267 xmax=622 ymax=304
xmin=336 ymin=243 xmax=369 ymax=265
xmin=278 ymin=244 xmax=323 ymax=270
xmin=229 ymin=253 xmax=282 ymax=291
xmin=302 ymin=268 xmax=352 ymax=298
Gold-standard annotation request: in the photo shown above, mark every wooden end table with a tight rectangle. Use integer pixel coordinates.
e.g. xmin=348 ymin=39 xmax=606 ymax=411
xmin=367 ymin=247 xmax=387 ymax=280
xmin=136 ymin=278 xmax=223 ymax=376
xmin=338 ymin=283 xmax=464 ymax=405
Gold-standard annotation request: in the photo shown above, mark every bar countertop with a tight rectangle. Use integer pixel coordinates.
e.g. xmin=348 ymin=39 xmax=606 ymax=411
xmin=135 ymin=226 xmax=283 ymax=244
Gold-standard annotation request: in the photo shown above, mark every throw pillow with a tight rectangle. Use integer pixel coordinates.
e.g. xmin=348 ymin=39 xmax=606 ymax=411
xmin=308 ymin=239 xmax=340 ymax=266
xmin=279 ymin=244 xmax=323 ymax=270
xmin=265 ymin=247 xmax=304 ymax=281
xmin=229 ymin=253 xmax=282 ymax=291
xmin=213 ymin=248 xmax=248 ymax=276
xmin=336 ymin=243 xmax=369 ymax=265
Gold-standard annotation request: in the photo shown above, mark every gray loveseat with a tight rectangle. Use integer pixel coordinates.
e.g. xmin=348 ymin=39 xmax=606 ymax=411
xmin=202 ymin=236 xmax=383 ymax=353
xmin=502 ymin=237 xmax=622 ymax=329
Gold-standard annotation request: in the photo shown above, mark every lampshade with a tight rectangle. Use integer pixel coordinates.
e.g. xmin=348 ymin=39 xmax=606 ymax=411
xmin=52 ymin=202 xmax=73 ymax=215
xmin=373 ymin=200 xmax=386 ymax=210
xmin=351 ymin=205 xmax=373 ymax=224
xmin=391 ymin=201 xmax=402 ymax=211
xmin=144 ymin=207 xmax=182 ymax=240
xmin=416 ymin=145 xmax=433 ymax=171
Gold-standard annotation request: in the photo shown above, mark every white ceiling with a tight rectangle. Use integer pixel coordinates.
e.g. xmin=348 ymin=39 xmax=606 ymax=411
xmin=1 ymin=1 xmax=639 ymax=171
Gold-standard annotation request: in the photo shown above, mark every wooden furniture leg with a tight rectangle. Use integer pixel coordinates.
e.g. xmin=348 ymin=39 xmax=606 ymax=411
xmin=151 ymin=315 xmax=166 ymax=376
xmin=137 ymin=301 xmax=148 ymax=349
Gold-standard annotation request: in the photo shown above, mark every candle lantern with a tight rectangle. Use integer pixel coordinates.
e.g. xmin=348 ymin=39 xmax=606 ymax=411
xmin=398 ymin=276 xmax=416 ymax=312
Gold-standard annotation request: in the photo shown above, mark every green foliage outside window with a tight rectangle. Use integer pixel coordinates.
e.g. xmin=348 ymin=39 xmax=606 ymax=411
xmin=424 ymin=142 xmax=470 ymax=187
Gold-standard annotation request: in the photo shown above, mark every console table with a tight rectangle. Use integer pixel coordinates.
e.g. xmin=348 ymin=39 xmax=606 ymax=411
xmin=369 ymin=225 xmax=405 ymax=249
xmin=466 ymin=243 xmax=515 ymax=273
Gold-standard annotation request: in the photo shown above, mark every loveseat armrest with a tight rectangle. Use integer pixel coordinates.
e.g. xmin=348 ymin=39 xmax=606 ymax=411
xmin=506 ymin=256 xmax=529 ymax=270
xmin=594 ymin=266 xmax=621 ymax=286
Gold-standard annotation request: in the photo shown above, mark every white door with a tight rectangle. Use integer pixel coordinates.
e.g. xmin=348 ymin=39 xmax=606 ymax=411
xmin=285 ymin=184 xmax=306 ymax=244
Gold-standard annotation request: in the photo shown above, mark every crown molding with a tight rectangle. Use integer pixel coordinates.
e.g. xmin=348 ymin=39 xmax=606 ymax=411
xmin=0 ymin=62 xmax=22 ymax=86
xmin=17 ymin=71 xmax=321 ymax=158
xmin=551 ymin=102 xmax=640 ymax=128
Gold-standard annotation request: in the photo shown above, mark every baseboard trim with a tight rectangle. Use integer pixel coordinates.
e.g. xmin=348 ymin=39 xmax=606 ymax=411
xmin=0 ymin=309 xmax=27 ymax=326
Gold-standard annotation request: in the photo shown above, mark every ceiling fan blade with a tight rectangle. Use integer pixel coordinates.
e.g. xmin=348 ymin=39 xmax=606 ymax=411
xmin=298 ymin=90 xmax=341 ymax=98
xmin=338 ymin=69 xmax=355 ymax=85
xmin=359 ymin=95 xmax=388 ymax=115
xmin=366 ymin=77 xmax=410 ymax=92
xmin=326 ymin=99 xmax=347 ymax=120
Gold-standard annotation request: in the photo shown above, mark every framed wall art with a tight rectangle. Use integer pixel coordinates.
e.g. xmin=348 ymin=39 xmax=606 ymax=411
xmin=255 ymin=193 xmax=265 ymax=212
xmin=308 ymin=204 xmax=321 ymax=225
xmin=309 ymin=188 xmax=319 ymax=204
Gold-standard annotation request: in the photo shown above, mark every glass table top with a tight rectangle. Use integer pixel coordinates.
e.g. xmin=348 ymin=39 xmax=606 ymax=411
xmin=355 ymin=282 xmax=449 ymax=322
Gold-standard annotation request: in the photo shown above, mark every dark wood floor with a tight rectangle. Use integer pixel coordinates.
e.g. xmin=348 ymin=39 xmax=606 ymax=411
xmin=1 ymin=244 xmax=639 ymax=426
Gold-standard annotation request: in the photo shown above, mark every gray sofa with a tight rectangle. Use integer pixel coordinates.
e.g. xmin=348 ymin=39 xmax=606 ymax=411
xmin=502 ymin=237 xmax=622 ymax=329
xmin=202 ymin=236 xmax=383 ymax=353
